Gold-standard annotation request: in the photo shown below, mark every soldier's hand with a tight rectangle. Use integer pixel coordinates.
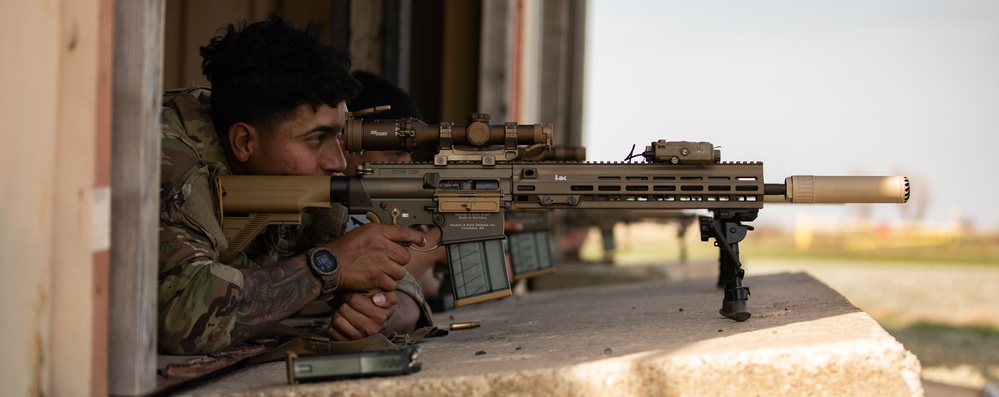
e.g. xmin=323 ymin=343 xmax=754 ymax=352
xmin=328 ymin=291 xmax=397 ymax=340
xmin=325 ymin=223 xmax=426 ymax=292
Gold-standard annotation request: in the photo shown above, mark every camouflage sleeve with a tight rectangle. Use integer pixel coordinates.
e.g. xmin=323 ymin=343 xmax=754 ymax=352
xmin=395 ymin=272 xmax=436 ymax=330
xmin=158 ymin=97 xmax=246 ymax=355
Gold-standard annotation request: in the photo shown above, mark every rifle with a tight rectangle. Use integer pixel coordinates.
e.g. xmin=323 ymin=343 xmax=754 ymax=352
xmin=219 ymin=112 xmax=909 ymax=321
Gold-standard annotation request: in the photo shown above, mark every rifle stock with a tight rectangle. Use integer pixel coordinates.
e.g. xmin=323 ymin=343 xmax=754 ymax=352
xmin=218 ymin=176 xmax=332 ymax=262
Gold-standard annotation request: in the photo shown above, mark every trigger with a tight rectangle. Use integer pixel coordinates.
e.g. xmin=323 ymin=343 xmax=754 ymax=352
xmin=365 ymin=211 xmax=381 ymax=224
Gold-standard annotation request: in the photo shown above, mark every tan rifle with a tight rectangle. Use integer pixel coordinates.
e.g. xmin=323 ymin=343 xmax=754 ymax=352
xmin=219 ymin=110 xmax=909 ymax=321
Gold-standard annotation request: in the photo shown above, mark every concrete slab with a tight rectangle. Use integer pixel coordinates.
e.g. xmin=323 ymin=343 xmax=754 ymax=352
xmin=177 ymin=272 xmax=923 ymax=396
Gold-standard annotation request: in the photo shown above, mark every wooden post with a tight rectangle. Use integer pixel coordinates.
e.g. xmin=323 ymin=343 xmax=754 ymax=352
xmin=0 ymin=1 xmax=61 ymax=395
xmin=478 ymin=0 xmax=513 ymax=123
xmin=109 ymin=0 xmax=163 ymax=395
xmin=440 ymin=0 xmax=482 ymax=122
xmin=92 ymin=0 xmax=115 ymax=394
xmin=539 ymin=0 xmax=587 ymax=148
xmin=383 ymin=0 xmax=413 ymax=91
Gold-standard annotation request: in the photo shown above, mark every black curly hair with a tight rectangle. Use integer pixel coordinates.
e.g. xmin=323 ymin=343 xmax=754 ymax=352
xmin=200 ymin=13 xmax=360 ymax=138
xmin=348 ymin=71 xmax=424 ymax=120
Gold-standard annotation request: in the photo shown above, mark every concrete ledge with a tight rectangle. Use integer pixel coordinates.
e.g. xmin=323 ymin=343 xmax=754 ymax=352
xmin=181 ymin=272 xmax=922 ymax=396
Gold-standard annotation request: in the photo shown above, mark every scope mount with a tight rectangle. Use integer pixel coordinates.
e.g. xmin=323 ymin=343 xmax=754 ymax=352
xmin=432 ymin=120 xmax=550 ymax=166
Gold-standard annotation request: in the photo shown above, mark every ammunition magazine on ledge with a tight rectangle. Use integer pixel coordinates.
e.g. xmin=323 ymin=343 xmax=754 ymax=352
xmin=218 ymin=108 xmax=910 ymax=322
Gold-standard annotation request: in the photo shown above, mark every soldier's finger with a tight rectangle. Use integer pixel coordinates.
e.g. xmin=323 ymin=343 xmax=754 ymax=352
xmin=332 ymin=308 xmax=367 ymax=340
xmin=383 ymin=224 xmax=427 ymax=247
xmin=328 ymin=314 xmax=362 ymax=340
xmin=373 ymin=272 xmax=400 ymax=291
xmin=382 ymin=242 xmax=413 ymax=266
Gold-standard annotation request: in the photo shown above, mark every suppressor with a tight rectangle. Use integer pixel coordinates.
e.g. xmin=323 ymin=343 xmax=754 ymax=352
xmin=764 ymin=176 xmax=910 ymax=204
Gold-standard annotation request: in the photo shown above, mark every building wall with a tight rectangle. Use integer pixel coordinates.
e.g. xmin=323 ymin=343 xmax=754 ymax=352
xmin=0 ymin=0 xmax=109 ymax=395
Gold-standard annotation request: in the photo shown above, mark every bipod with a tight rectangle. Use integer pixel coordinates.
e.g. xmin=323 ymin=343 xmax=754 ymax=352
xmin=699 ymin=209 xmax=757 ymax=322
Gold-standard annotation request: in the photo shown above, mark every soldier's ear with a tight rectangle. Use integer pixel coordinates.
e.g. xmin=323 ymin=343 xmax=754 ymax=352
xmin=228 ymin=122 xmax=256 ymax=163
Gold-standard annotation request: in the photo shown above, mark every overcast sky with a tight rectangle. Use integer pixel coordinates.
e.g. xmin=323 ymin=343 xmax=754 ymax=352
xmin=582 ymin=0 xmax=999 ymax=230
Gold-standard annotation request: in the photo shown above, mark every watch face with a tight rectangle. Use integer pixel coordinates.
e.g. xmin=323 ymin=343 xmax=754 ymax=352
xmin=313 ymin=250 xmax=338 ymax=274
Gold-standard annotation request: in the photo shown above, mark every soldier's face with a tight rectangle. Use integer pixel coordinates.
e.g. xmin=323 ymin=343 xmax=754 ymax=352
xmin=247 ymin=101 xmax=349 ymax=176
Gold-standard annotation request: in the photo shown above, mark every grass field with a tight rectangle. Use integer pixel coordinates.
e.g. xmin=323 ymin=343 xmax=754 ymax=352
xmin=577 ymin=220 xmax=999 ymax=266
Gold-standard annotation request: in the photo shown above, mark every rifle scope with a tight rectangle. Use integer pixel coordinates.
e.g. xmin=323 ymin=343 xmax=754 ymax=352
xmin=345 ymin=110 xmax=552 ymax=153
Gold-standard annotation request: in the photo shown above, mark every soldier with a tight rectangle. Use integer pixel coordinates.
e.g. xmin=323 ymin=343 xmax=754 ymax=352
xmin=158 ymin=14 xmax=434 ymax=355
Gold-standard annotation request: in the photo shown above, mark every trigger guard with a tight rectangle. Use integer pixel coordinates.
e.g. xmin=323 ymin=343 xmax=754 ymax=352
xmin=408 ymin=224 xmax=442 ymax=252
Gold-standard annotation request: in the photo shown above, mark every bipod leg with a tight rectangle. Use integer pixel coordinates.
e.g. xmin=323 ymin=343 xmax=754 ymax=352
xmin=699 ymin=210 xmax=757 ymax=322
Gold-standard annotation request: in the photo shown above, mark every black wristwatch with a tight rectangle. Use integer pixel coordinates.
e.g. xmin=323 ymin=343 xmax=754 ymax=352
xmin=306 ymin=247 xmax=340 ymax=301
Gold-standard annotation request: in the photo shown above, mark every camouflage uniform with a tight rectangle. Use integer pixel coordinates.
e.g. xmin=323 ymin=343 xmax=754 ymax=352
xmin=158 ymin=87 xmax=433 ymax=355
